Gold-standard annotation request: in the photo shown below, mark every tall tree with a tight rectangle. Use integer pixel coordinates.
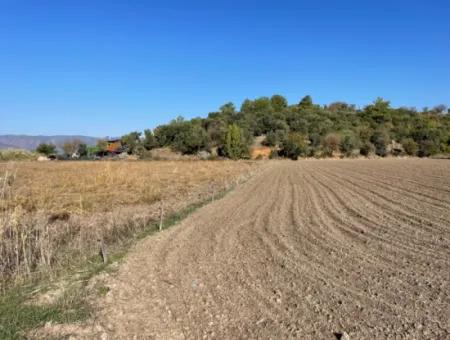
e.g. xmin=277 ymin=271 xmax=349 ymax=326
xmin=224 ymin=124 xmax=248 ymax=159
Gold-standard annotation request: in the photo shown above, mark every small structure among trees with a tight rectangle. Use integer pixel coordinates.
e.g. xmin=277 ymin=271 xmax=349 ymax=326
xmin=106 ymin=139 xmax=123 ymax=154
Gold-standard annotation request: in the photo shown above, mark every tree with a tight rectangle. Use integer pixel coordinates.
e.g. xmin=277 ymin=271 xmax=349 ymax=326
xmin=121 ymin=131 xmax=142 ymax=155
xmin=298 ymin=95 xmax=314 ymax=110
xmin=78 ymin=143 xmax=88 ymax=157
xmin=279 ymin=132 xmax=308 ymax=160
xmin=219 ymin=102 xmax=237 ymax=116
xmin=432 ymin=104 xmax=447 ymax=115
xmin=173 ymin=122 xmax=208 ymax=154
xmin=270 ymin=95 xmax=288 ymax=111
xmin=263 ymin=129 xmax=288 ymax=147
xmin=363 ymin=98 xmax=392 ymax=126
xmin=116 ymin=93 xmax=449 ymax=160
xmin=36 ymin=143 xmax=56 ymax=156
xmin=62 ymin=139 xmax=84 ymax=157
xmin=143 ymin=129 xmax=157 ymax=150
xmin=87 ymin=145 xmax=100 ymax=157
xmin=224 ymin=124 xmax=248 ymax=159
xmin=96 ymin=139 xmax=108 ymax=152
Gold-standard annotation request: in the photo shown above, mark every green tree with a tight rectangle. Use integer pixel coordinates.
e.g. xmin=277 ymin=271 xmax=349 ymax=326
xmin=121 ymin=131 xmax=142 ymax=155
xmin=263 ymin=129 xmax=288 ymax=147
xmin=78 ymin=143 xmax=88 ymax=157
xmin=96 ymin=139 xmax=108 ymax=152
xmin=279 ymin=132 xmax=308 ymax=160
xmin=87 ymin=145 xmax=100 ymax=157
xmin=173 ymin=122 xmax=208 ymax=154
xmin=36 ymin=143 xmax=56 ymax=156
xmin=224 ymin=124 xmax=248 ymax=159
xmin=270 ymin=95 xmax=288 ymax=111
xmin=219 ymin=102 xmax=237 ymax=116
xmin=143 ymin=129 xmax=157 ymax=150
xmin=298 ymin=95 xmax=314 ymax=110
xmin=363 ymin=98 xmax=392 ymax=126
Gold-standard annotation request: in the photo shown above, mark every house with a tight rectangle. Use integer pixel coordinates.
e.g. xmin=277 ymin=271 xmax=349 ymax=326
xmin=106 ymin=139 xmax=123 ymax=154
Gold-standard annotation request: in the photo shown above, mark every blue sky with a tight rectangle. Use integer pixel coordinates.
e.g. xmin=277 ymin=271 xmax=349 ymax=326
xmin=1 ymin=0 xmax=449 ymax=137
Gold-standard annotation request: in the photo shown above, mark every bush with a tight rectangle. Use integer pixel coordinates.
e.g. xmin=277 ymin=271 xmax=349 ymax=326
xmin=401 ymin=138 xmax=418 ymax=156
xmin=370 ymin=130 xmax=390 ymax=157
xmin=339 ymin=131 xmax=360 ymax=156
xmin=360 ymin=141 xmax=375 ymax=156
xmin=279 ymin=133 xmax=308 ymax=160
xmin=0 ymin=149 xmax=37 ymax=161
xmin=418 ymin=140 xmax=440 ymax=157
xmin=36 ymin=143 xmax=56 ymax=156
xmin=322 ymin=133 xmax=341 ymax=156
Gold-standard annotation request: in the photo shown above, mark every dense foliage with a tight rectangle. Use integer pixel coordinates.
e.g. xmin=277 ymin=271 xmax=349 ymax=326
xmin=119 ymin=95 xmax=450 ymax=159
xmin=36 ymin=143 xmax=56 ymax=156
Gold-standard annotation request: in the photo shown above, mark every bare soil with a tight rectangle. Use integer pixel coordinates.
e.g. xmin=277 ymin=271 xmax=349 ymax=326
xmin=45 ymin=159 xmax=450 ymax=339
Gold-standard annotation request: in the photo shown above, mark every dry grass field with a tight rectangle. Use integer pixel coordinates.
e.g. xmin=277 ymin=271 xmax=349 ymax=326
xmin=0 ymin=160 xmax=258 ymax=286
xmin=0 ymin=160 xmax=256 ymax=214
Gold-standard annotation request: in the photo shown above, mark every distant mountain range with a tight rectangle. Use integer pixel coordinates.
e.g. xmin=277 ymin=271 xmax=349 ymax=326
xmin=0 ymin=135 xmax=99 ymax=150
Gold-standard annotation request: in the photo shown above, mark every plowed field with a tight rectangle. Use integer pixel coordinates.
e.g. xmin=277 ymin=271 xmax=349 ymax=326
xmin=92 ymin=159 xmax=450 ymax=339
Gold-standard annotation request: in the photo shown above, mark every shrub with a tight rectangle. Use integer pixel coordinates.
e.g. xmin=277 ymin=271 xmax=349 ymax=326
xmin=401 ymin=138 xmax=418 ymax=156
xmin=36 ymin=143 xmax=56 ymax=156
xmin=279 ymin=133 xmax=308 ymax=160
xmin=418 ymin=140 xmax=440 ymax=157
xmin=370 ymin=129 xmax=390 ymax=157
xmin=339 ymin=131 xmax=360 ymax=156
xmin=0 ymin=149 xmax=37 ymax=161
xmin=360 ymin=141 xmax=375 ymax=156
xmin=322 ymin=133 xmax=341 ymax=156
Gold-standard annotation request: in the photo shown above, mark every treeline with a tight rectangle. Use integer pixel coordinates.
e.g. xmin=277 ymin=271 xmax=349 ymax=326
xmin=120 ymin=95 xmax=449 ymax=159
xmin=37 ymin=95 xmax=450 ymax=160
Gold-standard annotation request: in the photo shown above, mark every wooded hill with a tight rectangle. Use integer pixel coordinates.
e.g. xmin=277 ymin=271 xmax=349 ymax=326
xmin=119 ymin=95 xmax=448 ymax=159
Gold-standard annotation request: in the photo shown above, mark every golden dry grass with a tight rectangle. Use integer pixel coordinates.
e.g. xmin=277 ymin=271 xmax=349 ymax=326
xmin=0 ymin=160 xmax=255 ymax=214
xmin=0 ymin=160 xmax=258 ymax=287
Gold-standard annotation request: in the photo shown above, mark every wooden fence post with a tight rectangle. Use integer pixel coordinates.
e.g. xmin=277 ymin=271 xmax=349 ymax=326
xmin=159 ymin=201 xmax=164 ymax=231
xmin=99 ymin=239 xmax=108 ymax=263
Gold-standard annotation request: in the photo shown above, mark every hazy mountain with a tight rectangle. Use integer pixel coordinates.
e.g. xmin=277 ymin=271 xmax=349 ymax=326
xmin=0 ymin=135 xmax=99 ymax=150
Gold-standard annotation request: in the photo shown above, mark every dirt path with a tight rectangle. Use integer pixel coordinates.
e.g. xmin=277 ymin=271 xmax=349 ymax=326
xmin=93 ymin=160 xmax=449 ymax=339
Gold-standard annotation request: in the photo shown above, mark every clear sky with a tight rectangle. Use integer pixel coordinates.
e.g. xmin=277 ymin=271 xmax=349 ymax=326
xmin=1 ymin=0 xmax=449 ymax=137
